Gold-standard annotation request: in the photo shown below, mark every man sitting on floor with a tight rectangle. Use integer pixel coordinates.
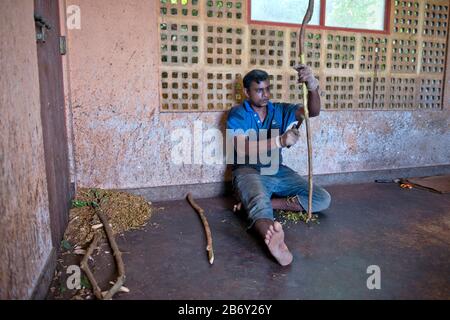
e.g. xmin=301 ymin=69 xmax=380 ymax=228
xmin=227 ymin=65 xmax=331 ymax=266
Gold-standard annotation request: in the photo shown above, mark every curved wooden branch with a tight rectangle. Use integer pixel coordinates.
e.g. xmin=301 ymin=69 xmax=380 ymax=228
xmin=80 ymin=232 xmax=103 ymax=299
xmin=297 ymin=0 xmax=315 ymax=222
xmin=95 ymin=208 xmax=126 ymax=300
xmin=187 ymin=193 xmax=214 ymax=264
xmin=81 ymin=192 xmax=126 ymax=300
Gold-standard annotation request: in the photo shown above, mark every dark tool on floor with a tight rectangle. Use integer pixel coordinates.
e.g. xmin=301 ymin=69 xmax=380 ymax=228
xmin=186 ymin=193 xmax=214 ymax=265
xmin=374 ymin=178 xmax=415 ymax=190
xmin=295 ymin=0 xmax=315 ymax=223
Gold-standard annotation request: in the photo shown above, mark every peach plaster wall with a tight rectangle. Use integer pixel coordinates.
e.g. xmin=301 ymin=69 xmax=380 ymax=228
xmin=66 ymin=0 xmax=450 ymax=190
xmin=0 ymin=0 xmax=53 ymax=299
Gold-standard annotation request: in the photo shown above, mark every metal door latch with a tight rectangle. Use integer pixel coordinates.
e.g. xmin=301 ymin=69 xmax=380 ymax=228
xmin=34 ymin=13 xmax=52 ymax=43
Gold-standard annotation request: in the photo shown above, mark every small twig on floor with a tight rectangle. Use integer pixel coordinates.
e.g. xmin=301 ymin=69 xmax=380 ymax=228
xmin=186 ymin=193 xmax=214 ymax=265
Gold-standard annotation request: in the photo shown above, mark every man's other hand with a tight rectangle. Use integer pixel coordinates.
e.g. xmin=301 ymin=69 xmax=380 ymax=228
xmin=294 ymin=64 xmax=319 ymax=91
xmin=280 ymin=127 xmax=300 ymax=148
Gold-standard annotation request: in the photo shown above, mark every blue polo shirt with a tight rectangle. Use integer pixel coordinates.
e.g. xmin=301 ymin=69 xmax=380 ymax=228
xmin=227 ymin=100 xmax=299 ymax=172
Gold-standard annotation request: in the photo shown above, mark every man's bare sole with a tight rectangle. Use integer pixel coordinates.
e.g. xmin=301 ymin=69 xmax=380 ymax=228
xmin=264 ymin=221 xmax=293 ymax=266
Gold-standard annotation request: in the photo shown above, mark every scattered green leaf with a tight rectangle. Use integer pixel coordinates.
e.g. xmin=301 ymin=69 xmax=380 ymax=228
xmin=61 ymin=240 xmax=72 ymax=251
xmin=80 ymin=275 xmax=91 ymax=289
xmin=72 ymin=200 xmax=89 ymax=208
xmin=91 ymin=201 xmax=99 ymax=208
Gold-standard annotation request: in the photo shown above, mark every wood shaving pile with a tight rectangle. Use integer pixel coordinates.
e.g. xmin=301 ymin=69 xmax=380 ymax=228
xmin=276 ymin=210 xmax=320 ymax=225
xmin=64 ymin=188 xmax=152 ymax=247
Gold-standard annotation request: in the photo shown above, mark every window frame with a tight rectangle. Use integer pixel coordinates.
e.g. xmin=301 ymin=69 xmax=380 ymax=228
xmin=248 ymin=0 xmax=392 ymax=34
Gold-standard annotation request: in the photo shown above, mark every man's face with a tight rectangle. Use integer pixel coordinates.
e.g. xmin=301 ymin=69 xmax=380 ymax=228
xmin=244 ymin=80 xmax=271 ymax=108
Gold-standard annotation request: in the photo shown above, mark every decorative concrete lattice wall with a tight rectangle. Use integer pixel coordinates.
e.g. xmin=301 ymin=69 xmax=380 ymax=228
xmin=158 ymin=0 xmax=449 ymax=112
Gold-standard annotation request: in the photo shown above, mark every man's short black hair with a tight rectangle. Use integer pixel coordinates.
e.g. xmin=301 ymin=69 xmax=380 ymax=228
xmin=243 ymin=69 xmax=269 ymax=89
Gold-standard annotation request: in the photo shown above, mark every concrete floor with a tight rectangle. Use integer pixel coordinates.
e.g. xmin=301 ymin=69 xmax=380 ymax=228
xmin=109 ymin=182 xmax=450 ymax=300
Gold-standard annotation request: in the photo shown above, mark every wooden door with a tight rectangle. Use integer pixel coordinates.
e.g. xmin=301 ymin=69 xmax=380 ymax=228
xmin=34 ymin=0 xmax=71 ymax=246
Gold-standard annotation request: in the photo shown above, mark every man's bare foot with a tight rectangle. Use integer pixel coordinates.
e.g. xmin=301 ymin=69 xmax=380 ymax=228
xmin=264 ymin=221 xmax=293 ymax=266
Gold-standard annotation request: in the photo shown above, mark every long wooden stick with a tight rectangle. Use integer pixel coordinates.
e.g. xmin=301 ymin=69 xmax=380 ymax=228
xmin=186 ymin=193 xmax=214 ymax=264
xmin=296 ymin=0 xmax=315 ymax=222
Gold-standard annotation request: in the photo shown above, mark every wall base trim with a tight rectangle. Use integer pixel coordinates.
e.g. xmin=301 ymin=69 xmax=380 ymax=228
xmin=31 ymin=247 xmax=56 ymax=300
xmin=124 ymin=165 xmax=450 ymax=202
